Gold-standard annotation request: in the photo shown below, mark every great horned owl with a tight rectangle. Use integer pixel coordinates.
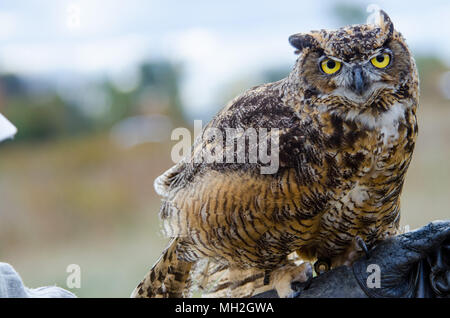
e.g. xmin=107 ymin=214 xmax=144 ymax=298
xmin=131 ymin=10 xmax=419 ymax=298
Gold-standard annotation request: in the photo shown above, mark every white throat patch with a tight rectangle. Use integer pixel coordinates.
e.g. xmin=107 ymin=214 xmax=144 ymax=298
xmin=317 ymin=102 xmax=408 ymax=146
xmin=344 ymin=102 xmax=407 ymax=145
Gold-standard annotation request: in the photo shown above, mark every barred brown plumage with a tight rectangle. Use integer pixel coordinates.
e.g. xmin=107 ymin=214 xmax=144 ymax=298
xmin=131 ymin=10 xmax=419 ymax=298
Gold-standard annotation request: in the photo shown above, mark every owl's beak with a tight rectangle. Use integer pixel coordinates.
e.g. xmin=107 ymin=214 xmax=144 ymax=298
xmin=351 ymin=66 xmax=367 ymax=95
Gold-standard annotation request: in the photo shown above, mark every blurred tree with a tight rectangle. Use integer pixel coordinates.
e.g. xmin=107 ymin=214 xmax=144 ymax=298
xmin=415 ymin=55 xmax=450 ymax=101
xmin=4 ymin=94 xmax=91 ymax=141
xmin=94 ymin=60 xmax=185 ymax=129
xmin=137 ymin=61 xmax=184 ymax=122
xmin=0 ymin=59 xmax=186 ymax=143
xmin=0 ymin=74 xmax=27 ymax=98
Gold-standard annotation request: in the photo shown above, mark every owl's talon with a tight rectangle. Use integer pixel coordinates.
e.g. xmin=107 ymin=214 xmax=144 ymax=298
xmin=314 ymin=258 xmax=331 ymax=275
xmin=289 ymin=275 xmax=313 ymax=298
xmin=272 ymin=262 xmax=312 ymax=298
xmin=263 ymin=270 xmax=271 ymax=285
xmin=355 ymin=236 xmax=370 ymax=259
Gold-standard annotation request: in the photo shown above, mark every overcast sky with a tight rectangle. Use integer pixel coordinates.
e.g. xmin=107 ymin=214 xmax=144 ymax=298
xmin=1 ymin=0 xmax=449 ymax=117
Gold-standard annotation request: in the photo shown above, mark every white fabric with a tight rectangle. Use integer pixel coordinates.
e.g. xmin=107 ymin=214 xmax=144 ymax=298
xmin=0 ymin=113 xmax=17 ymax=142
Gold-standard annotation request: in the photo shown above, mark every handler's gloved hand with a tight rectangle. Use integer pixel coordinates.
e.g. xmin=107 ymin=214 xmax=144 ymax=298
xmin=352 ymin=220 xmax=450 ymax=298
xmin=254 ymin=221 xmax=450 ymax=298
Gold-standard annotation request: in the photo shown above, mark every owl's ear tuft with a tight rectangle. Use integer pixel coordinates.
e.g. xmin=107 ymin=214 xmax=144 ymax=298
xmin=378 ymin=10 xmax=394 ymax=39
xmin=289 ymin=33 xmax=319 ymax=52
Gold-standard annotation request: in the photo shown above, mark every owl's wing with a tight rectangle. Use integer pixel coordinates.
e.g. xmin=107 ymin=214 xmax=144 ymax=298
xmin=153 ymin=88 xmax=247 ymax=199
xmin=153 ymin=81 xmax=322 ymax=297
xmin=157 ymin=79 xmax=325 ymax=238
xmin=155 ymin=79 xmax=297 ymax=199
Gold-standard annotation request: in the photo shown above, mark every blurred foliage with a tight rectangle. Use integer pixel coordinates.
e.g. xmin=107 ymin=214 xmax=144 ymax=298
xmin=0 ymin=74 xmax=27 ymax=97
xmin=415 ymin=56 xmax=450 ymax=100
xmin=139 ymin=61 xmax=184 ymax=119
xmin=0 ymin=60 xmax=185 ymax=142
xmin=3 ymin=95 xmax=90 ymax=141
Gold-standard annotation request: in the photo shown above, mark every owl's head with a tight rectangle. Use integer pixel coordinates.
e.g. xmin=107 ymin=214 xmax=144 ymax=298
xmin=288 ymin=10 xmax=418 ymax=117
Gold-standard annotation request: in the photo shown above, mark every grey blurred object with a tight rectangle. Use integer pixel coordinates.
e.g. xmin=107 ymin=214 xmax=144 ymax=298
xmin=0 ymin=263 xmax=76 ymax=298
xmin=254 ymin=221 xmax=450 ymax=298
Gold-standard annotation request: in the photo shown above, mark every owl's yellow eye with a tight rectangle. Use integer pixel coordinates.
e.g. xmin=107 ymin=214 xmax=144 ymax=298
xmin=320 ymin=58 xmax=341 ymax=74
xmin=371 ymin=53 xmax=391 ymax=69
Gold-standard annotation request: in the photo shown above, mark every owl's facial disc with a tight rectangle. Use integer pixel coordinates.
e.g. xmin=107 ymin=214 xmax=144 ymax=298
xmin=321 ymin=49 xmax=394 ymax=104
xmin=292 ymin=12 xmax=414 ymax=111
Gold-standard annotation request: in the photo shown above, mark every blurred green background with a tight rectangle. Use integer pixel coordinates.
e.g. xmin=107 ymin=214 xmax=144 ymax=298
xmin=0 ymin=1 xmax=449 ymax=297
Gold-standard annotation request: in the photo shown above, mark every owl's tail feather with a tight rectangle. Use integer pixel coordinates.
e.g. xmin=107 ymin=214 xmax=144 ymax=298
xmin=201 ymin=252 xmax=309 ymax=298
xmin=131 ymin=237 xmax=192 ymax=298
xmin=201 ymin=265 xmax=269 ymax=298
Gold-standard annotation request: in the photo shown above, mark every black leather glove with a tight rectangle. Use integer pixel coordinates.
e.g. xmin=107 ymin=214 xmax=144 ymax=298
xmin=352 ymin=221 xmax=450 ymax=298
xmin=253 ymin=221 xmax=450 ymax=298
